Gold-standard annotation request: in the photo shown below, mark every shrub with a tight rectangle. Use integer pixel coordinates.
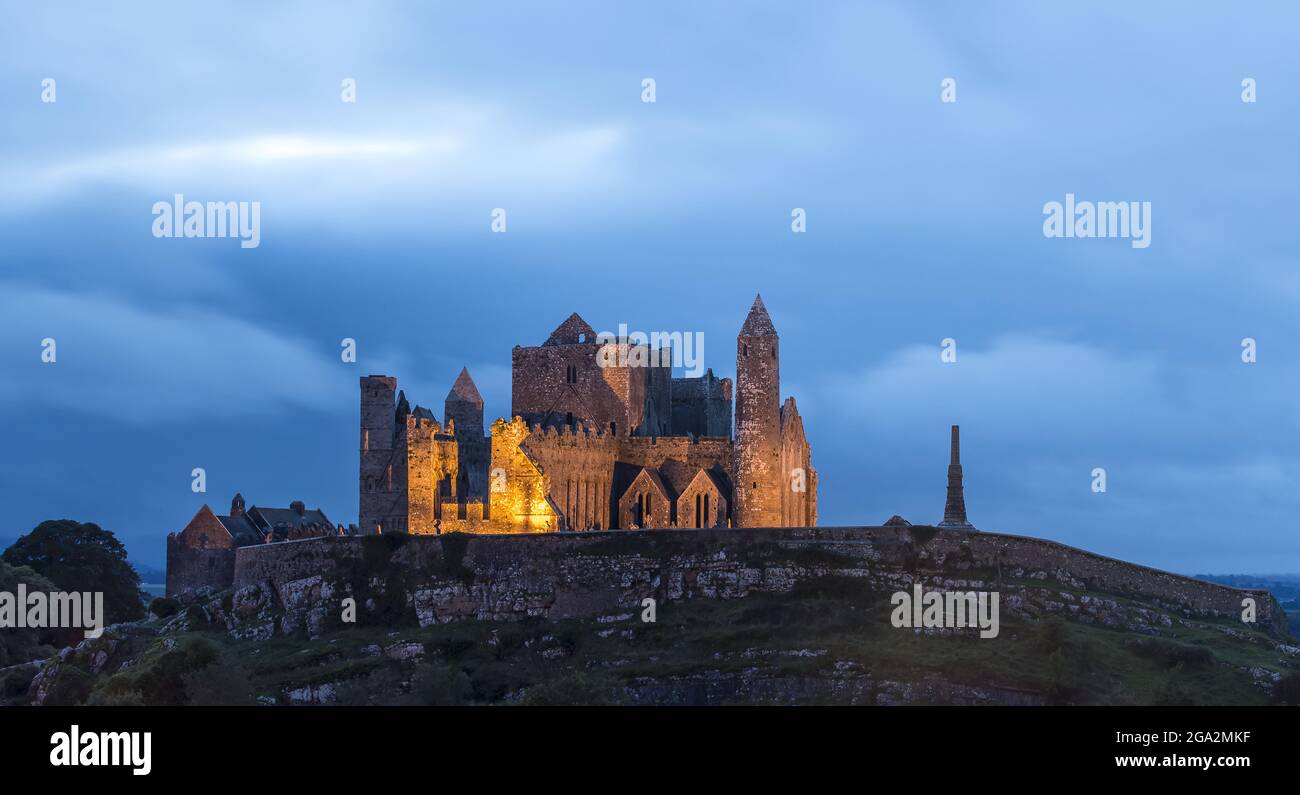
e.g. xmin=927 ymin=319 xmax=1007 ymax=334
xmin=87 ymin=688 xmax=145 ymax=706
xmin=1272 ymin=670 xmax=1300 ymax=706
xmin=521 ymin=672 xmax=620 ymax=706
xmin=182 ymin=659 xmax=254 ymax=706
xmin=406 ymin=664 xmax=473 ymax=706
xmin=42 ymin=664 xmax=95 ymax=706
xmin=1035 ymin=615 xmax=1068 ymax=653
xmin=1125 ymin=637 xmax=1214 ymax=670
xmin=149 ymin=597 xmax=180 ymax=618
xmin=130 ymin=636 xmax=220 ymax=705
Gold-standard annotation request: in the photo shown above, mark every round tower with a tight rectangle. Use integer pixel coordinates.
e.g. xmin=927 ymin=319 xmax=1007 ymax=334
xmin=733 ymin=294 xmax=783 ymax=528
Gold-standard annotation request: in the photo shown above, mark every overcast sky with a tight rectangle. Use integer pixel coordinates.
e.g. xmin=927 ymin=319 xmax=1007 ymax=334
xmin=2 ymin=1 xmax=1297 ymax=573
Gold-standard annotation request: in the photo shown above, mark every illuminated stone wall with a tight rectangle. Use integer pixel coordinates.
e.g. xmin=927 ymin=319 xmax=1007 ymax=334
xmin=488 ymin=417 xmax=557 ymax=531
xmin=406 ymin=413 xmax=459 ymax=535
xmin=356 ymin=297 xmax=817 ymax=535
xmin=779 ymin=397 xmax=817 ymax=527
xmin=520 ymin=423 xmax=618 ymax=530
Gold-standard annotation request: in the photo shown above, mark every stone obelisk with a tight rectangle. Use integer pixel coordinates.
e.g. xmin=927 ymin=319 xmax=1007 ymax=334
xmin=939 ymin=425 xmax=975 ymax=530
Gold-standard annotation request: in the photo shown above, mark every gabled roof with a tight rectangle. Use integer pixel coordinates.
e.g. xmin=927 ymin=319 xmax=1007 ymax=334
xmin=180 ymin=504 xmax=236 ymax=547
xmin=247 ymin=505 xmax=333 ymax=533
xmin=656 ymin=458 xmax=698 ymax=498
xmin=445 ymin=367 xmax=483 ymax=405
xmin=544 ymin=313 xmax=598 ymax=346
xmin=623 ymin=466 xmax=672 ymax=503
xmin=411 ymin=405 xmax=438 ymax=422
xmin=216 ymin=512 xmax=262 ymax=546
xmin=681 ymin=467 xmax=728 ymax=499
xmin=739 ymin=293 xmax=777 ymax=337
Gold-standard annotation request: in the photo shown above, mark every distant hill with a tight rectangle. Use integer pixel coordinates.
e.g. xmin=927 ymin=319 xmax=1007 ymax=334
xmin=131 ymin=562 xmax=166 ymax=584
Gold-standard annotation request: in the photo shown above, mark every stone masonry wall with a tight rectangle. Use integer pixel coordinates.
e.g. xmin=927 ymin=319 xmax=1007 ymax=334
xmin=406 ymin=415 xmax=459 ymax=534
xmin=520 ymin=423 xmax=618 ymax=530
xmin=230 ymin=525 xmax=1287 ymax=637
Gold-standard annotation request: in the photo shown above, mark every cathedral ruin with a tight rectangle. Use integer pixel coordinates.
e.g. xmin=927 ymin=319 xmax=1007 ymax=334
xmin=359 ymin=294 xmax=817 ymax=534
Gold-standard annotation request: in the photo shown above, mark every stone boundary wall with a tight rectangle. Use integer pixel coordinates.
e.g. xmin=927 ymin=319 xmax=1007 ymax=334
xmin=231 ymin=525 xmax=1284 ymax=634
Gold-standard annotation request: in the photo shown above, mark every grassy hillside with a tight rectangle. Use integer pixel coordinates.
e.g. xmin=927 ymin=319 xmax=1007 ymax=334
xmin=12 ymin=573 xmax=1298 ymax=706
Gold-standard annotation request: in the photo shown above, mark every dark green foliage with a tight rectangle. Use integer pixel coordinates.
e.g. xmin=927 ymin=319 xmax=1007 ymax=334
xmin=0 ymin=559 xmax=59 ymax=665
xmin=406 ymin=663 xmax=473 ymax=706
xmin=1153 ymin=666 xmax=1197 ymax=706
xmin=0 ymin=664 xmax=40 ymax=704
xmin=1036 ymin=615 xmax=1068 ymax=652
xmin=2 ymin=520 xmax=145 ymax=635
xmin=1044 ymin=648 xmax=1079 ymax=704
xmin=121 ymin=636 xmax=220 ymax=706
xmin=86 ymin=688 xmax=146 ymax=706
xmin=42 ymin=664 xmax=94 ymax=706
xmin=334 ymin=666 xmax=405 ymax=706
xmin=182 ymin=657 xmax=254 ymax=705
xmin=1125 ymin=637 xmax=1214 ymax=670
xmin=149 ymin=597 xmax=180 ymax=618
xmin=521 ymin=672 xmax=620 ymax=705
xmin=1272 ymin=670 xmax=1300 ymax=705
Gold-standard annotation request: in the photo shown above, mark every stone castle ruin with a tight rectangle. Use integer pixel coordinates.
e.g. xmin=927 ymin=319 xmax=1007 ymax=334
xmin=359 ymin=294 xmax=817 ymax=534
xmin=167 ymin=295 xmax=820 ymax=595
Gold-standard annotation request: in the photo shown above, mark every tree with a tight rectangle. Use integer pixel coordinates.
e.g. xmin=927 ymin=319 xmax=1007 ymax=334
xmin=0 ymin=559 xmax=59 ymax=665
xmin=2 ymin=520 xmax=145 ymax=639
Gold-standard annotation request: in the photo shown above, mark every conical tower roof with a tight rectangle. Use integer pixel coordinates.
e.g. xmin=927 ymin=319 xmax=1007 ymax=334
xmin=739 ymin=294 xmax=777 ymax=337
xmin=445 ymin=367 xmax=483 ymax=405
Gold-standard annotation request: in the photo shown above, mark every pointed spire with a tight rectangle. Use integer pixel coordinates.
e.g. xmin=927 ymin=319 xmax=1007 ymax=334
xmin=939 ymin=425 xmax=975 ymax=530
xmin=739 ymin=293 xmax=777 ymax=337
xmin=446 ymin=367 xmax=483 ymax=405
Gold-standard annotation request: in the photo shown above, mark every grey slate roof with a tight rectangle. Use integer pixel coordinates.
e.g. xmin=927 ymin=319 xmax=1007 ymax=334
xmin=216 ymin=503 xmax=334 ymax=547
